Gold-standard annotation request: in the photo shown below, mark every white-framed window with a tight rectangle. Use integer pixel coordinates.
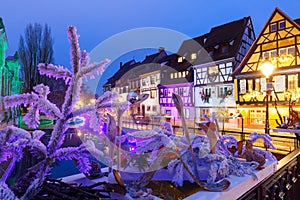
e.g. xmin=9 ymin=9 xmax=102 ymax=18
xmin=270 ymin=50 xmax=277 ymax=58
xmin=263 ymin=51 xmax=270 ymax=59
xmin=279 ymin=20 xmax=286 ymax=30
xmin=270 ymin=23 xmax=277 ymax=32
xmin=279 ymin=48 xmax=287 ymax=56
xmin=248 ymin=79 xmax=253 ymax=92
xmin=150 ymin=76 xmax=155 ymax=84
xmin=255 ymin=79 xmax=260 ymax=91
xmin=184 ymin=108 xmax=190 ymax=119
xmin=288 ymin=46 xmax=295 ymax=55
xmin=174 ymin=73 xmax=178 ymax=79
xmin=170 ymin=73 xmax=173 ymax=79
xmin=182 ymin=71 xmax=186 ymax=77
xmin=274 ymin=75 xmax=286 ymax=92
xmin=179 ymin=88 xmax=184 ymax=96
xmin=152 ymin=106 xmax=157 ymax=112
xmin=147 ymin=106 xmax=151 ymax=111
xmin=239 ymin=79 xmax=246 ymax=94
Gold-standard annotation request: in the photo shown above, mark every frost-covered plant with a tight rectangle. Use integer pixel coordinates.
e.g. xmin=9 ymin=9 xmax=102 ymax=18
xmin=216 ymin=133 xmax=277 ymax=180
xmin=0 ymin=26 xmax=109 ymax=199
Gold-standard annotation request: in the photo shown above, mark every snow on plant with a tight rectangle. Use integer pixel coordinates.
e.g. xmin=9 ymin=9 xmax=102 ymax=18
xmin=0 ymin=26 xmax=110 ymax=199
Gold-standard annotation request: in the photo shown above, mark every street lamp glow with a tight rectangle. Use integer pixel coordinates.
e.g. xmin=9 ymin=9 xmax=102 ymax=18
xmin=261 ymin=61 xmax=275 ymax=78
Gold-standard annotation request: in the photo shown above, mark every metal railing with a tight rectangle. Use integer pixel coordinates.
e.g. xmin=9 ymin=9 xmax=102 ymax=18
xmin=122 ymin=115 xmax=298 ymax=154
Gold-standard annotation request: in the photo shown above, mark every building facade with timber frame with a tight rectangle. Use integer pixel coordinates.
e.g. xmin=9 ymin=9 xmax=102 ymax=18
xmin=233 ymin=8 xmax=300 ymax=129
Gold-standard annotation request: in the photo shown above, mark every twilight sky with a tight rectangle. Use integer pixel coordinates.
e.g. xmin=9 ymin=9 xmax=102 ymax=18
xmin=0 ymin=0 xmax=299 ymax=94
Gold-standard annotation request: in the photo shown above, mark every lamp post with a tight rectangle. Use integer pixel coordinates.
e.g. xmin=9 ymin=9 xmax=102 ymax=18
xmin=261 ymin=61 xmax=275 ymax=135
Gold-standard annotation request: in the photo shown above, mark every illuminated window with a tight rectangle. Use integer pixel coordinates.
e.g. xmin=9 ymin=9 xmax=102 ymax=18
xmin=248 ymin=79 xmax=253 ymax=92
xmin=288 ymin=74 xmax=298 ymax=90
xmin=150 ymin=90 xmax=156 ymax=98
xmin=178 ymin=56 xmax=185 ymax=62
xmin=250 ymin=109 xmax=266 ymax=124
xmin=279 ymin=20 xmax=286 ymax=30
xmin=191 ymin=53 xmax=197 ymax=60
xmin=174 ymin=73 xmax=178 ymax=79
xmin=255 ymin=79 xmax=260 ymax=91
xmin=184 ymin=108 xmax=190 ymax=119
xmin=170 ymin=73 xmax=173 ymax=79
xmin=186 ymin=71 xmax=189 ymax=75
xmin=182 ymin=71 xmax=186 ymax=77
xmin=178 ymin=72 xmax=182 ymax=78
xmin=270 ymin=23 xmax=277 ymax=32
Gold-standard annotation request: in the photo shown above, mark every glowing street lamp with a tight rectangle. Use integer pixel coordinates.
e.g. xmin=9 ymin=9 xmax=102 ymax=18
xmin=261 ymin=61 xmax=275 ymax=135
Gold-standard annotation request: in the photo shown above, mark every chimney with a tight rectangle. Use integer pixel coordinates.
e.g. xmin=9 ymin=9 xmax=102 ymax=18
xmin=120 ymin=62 xmax=123 ymax=69
xmin=158 ymin=47 xmax=165 ymax=52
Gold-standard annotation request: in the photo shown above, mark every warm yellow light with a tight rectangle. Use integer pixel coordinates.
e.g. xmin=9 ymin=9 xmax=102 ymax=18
xmin=90 ymin=99 xmax=96 ymax=104
xmin=77 ymin=131 xmax=82 ymax=137
xmin=261 ymin=61 xmax=275 ymax=78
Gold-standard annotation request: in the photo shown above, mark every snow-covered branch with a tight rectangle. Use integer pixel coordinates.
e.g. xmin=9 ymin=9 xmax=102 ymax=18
xmin=38 ymin=63 xmax=72 ymax=84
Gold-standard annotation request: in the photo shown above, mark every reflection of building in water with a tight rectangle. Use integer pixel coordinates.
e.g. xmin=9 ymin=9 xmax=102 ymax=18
xmin=233 ymin=8 xmax=300 ymax=129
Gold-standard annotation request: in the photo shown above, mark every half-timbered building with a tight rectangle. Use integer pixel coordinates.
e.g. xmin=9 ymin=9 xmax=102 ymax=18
xmin=191 ymin=17 xmax=255 ymax=123
xmin=158 ymin=54 xmax=194 ymax=126
xmin=233 ymin=8 xmax=300 ymax=129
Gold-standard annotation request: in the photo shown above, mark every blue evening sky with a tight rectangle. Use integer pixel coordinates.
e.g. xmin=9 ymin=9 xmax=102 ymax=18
xmin=0 ymin=0 xmax=299 ymax=94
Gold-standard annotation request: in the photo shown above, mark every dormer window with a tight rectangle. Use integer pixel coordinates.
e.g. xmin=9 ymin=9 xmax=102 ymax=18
xmin=221 ymin=46 xmax=229 ymax=53
xmin=270 ymin=23 xmax=277 ymax=32
xmin=279 ymin=20 xmax=286 ymax=30
xmin=178 ymin=72 xmax=182 ymax=78
xmin=178 ymin=56 xmax=185 ymax=62
xmin=191 ymin=53 xmax=197 ymax=60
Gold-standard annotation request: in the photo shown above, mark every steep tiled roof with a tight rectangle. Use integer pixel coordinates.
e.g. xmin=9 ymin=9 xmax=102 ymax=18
xmin=294 ymin=18 xmax=300 ymax=26
xmin=177 ymin=17 xmax=251 ymax=65
xmin=104 ymin=59 xmax=138 ymax=87
xmin=159 ymin=54 xmax=194 ymax=85
xmin=233 ymin=8 xmax=300 ymax=75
